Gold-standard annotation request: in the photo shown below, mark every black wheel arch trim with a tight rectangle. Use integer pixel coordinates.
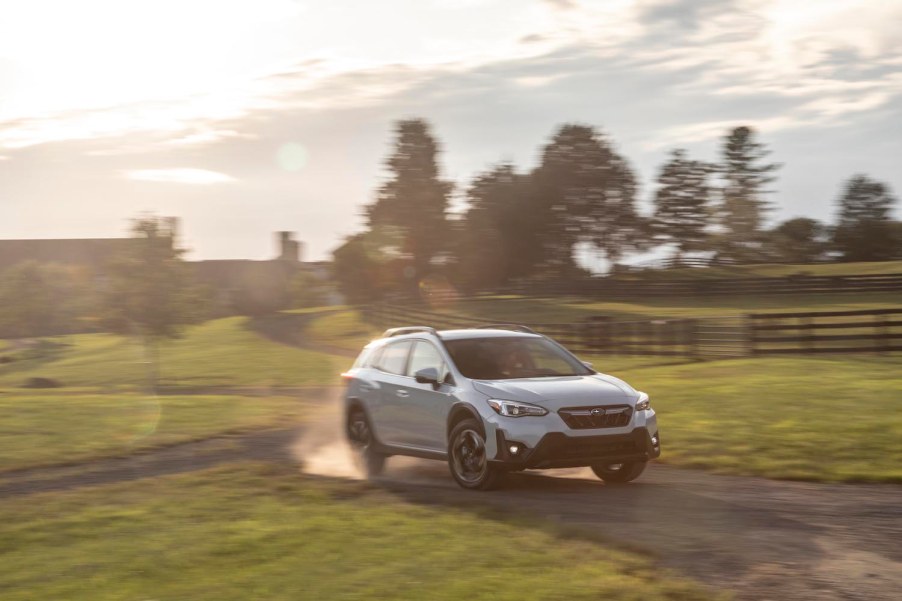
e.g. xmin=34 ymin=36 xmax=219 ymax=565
xmin=446 ymin=402 xmax=483 ymax=438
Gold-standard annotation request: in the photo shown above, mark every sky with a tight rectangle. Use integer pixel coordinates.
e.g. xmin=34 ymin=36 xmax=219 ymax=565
xmin=1 ymin=0 xmax=900 ymax=262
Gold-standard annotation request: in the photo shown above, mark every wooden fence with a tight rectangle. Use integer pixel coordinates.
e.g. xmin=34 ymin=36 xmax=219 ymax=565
xmin=368 ymin=304 xmax=902 ymax=358
xmin=367 ymin=305 xmax=747 ymax=358
xmin=748 ymin=308 xmax=902 ymax=354
xmin=499 ymin=273 xmax=902 ymax=298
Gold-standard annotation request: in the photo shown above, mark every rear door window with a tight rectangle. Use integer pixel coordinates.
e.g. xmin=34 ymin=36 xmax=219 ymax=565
xmin=366 ymin=346 xmax=384 ymax=369
xmin=377 ymin=341 xmax=412 ymax=375
xmin=406 ymin=340 xmax=448 ymax=381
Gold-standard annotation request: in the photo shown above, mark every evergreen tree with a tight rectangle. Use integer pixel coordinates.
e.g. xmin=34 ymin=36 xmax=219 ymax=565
xmin=366 ymin=119 xmax=452 ymax=290
xmin=652 ymin=149 xmax=713 ymax=260
xmin=833 ymin=175 xmax=899 ymax=261
xmin=718 ymin=126 xmax=779 ymax=260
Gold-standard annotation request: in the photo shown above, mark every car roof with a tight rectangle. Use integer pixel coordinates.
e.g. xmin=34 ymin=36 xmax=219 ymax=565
xmin=380 ymin=328 xmax=541 ymax=342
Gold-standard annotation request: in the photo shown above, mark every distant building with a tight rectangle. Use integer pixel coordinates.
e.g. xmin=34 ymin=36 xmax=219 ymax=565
xmin=193 ymin=231 xmax=310 ymax=313
xmin=0 ymin=222 xmax=335 ymax=314
xmin=0 ymin=238 xmax=134 ymax=272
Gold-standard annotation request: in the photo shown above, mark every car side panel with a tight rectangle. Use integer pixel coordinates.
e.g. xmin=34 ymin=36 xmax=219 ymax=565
xmin=404 ymin=381 xmax=455 ymax=452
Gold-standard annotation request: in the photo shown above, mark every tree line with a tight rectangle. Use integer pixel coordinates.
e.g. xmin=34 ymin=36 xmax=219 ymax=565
xmin=333 ymin=119 xmax=902 ymax=301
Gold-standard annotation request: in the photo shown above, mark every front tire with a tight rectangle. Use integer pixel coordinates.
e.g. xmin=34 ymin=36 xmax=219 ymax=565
xmin=591 ymin=461 xmax=646 ymax=484
xmin=347 ymin=408 xmax=386 ymax=478
xmin=448 ymin=419 xmax=502 ymax=490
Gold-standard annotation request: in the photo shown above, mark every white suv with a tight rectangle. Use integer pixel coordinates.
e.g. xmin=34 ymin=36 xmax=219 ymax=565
xmin=343 ymin=325 xmax=660 ymax=490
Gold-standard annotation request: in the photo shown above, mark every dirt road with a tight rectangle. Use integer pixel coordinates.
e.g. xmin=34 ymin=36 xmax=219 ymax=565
xmin=3 ymin=389 xmax=900 ymax=601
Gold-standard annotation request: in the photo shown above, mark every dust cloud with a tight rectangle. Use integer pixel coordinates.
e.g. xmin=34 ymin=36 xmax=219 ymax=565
xmin=291 ymin=389 xmax=452 ymax=485
xmin=292 ymin=393 xmax=363 ymax=479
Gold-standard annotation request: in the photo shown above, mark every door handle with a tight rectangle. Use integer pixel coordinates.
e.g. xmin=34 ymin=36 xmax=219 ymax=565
xmin=396 ymin=390 xmax=409 ymax=398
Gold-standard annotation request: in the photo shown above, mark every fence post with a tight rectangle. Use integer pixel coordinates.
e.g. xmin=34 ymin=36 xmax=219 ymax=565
xmin=802 ymin=315 xmax=813 ymax=353
xmin=585 ymin=316 xmax=610 ymax=353
xmin=875 ymin=313 xmax=887 ymax=355
xmin=746 ymin=314 xmax=756 ymax=356
xmin=686 ymin=318 xmax=698 ymax=359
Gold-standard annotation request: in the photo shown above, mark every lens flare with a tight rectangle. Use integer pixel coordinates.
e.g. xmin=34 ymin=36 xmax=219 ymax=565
xmin=276 ymin=142 xmax=308 ymax=171
xmin=115 ymin=395 xmax=163 ymax=444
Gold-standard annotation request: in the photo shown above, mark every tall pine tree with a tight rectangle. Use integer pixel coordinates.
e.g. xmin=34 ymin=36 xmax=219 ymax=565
xmin=366 ymin=119 xmax=452 ymax=290
xmin=652 ymin=149 xmax=713 ymax=260
xmin=718 ymin=126 xmax=779 ymax=261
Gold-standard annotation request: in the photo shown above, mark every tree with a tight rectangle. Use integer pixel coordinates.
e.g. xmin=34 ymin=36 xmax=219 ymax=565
xmin=833 ymin=175 xmax=899 ymax=261
xmin=332 ymin=230 xmax=404 ymax=304
xmin=0 ymin=262 xmax=96 ymax=338
xmin=768 ymin=217 xmax=828 ymax=263
xmin=718 ymin=126 xmax=779 ymax=260
xmin=366 ymin=119 xmax=452 ymax=292
xmin=652 ymin=149 xmax=713 ymax=260
xmin=289 ymin=270 xmax=329 ymax=308
xmin=453 ymin=163 xmax=542 ymax=290
xmin=103 ymin=216 xmax=203 ymax=391
xmin=531 ymin=124 xmax=642 ymax=268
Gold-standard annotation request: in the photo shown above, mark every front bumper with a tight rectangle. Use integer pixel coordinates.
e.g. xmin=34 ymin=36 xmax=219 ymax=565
xmin=492 ymin=427 xmax=661 ymax=470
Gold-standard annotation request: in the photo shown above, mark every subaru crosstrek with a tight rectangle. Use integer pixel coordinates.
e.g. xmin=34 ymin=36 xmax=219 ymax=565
xmin=342 ymin=325 xmax=660 ymax=490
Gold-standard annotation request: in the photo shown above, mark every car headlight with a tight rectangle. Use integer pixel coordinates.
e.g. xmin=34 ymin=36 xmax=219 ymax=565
xmin=487 ymin=399 xmax=548 ymax=417
xmin=635 ymin=392 xmax=651 ymax=412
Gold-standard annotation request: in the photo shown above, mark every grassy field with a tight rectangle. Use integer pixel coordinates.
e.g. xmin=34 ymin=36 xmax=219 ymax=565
xmin=0 ymin=392 xmax=304 ymax=472
xmin=0 ymin=316 xmax=349 ymax=471
xmin=591 ymin=354 xmax=902 ymax=482
xmin=0 ymin=463 xmax=721 ymax=601
xmin=305 ymin=308 xmax=381 ymax=353
xmin=0 ymin=316 xmax=343 ymax=390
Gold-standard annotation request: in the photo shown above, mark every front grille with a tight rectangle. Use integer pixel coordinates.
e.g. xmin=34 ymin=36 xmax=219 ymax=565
xmin=558 ymin=405 xmax=633 ymax=430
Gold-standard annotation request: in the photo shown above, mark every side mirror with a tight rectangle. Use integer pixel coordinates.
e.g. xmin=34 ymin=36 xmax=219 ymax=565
xmin=582 ymin=361 xmax=594 ymax=370
xmin=415 ymin=367 xmax=440 ymax=387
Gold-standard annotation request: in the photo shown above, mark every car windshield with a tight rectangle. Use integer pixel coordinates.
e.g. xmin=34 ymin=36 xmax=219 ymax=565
xmin=443 ymin=336 xmax=593 ymax=380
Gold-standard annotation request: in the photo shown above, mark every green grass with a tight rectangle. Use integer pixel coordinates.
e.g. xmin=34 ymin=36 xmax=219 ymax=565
xmin=0 ymin=316 xmax=347 ymax=470
xmin=0 ymin=392 xmax=304 ymax=471
xmin=306 ymin=309 xmax=380 ymax=352
xmin=0 ymin=316 xmax=343 ymax=390
xmin=594 ymin=355 xmax=902 ymax=482
xmin=0 ymin=463 xmax=722 ymax=601
xmin=625 ymin=260 xmax=902 ymax=280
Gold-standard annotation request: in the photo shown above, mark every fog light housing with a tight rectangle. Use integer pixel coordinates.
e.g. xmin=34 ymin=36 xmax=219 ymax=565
xmin=651 ymin=433 xmax=659 ymax=447
xmin=507 ymin=442 xmax=526 ymax=457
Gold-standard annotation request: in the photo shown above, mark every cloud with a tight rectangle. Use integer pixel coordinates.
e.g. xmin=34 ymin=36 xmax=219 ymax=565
xmin=124 ymin=168 xmax=236 ymax=184
xmin=1 ymin=0 xmax=900 ymax=262
xmin=165 ymin=129 xmax=255 ymax=147
xmin=543 ymin=0 xmax=576 ymax=10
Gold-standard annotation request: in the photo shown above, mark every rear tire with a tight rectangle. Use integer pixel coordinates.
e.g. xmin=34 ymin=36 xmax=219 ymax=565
xmin=347 ymin=408 xmax=386 ymax=478
xmin=591 ymin=461 xmax=646 ymax=484
xmin=448 ymin=419 xmax=502 ymax=491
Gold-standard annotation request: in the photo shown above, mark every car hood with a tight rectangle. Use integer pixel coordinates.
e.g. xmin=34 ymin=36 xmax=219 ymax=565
xmin=472 ymin=374 xmax=638 ymax=410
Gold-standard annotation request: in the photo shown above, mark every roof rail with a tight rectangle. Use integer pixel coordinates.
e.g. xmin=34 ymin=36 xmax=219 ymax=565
xmin=382 ymin=326 xmax=440 ymax=338
xmin=475 ymin=323 xmax=539 ymax=335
